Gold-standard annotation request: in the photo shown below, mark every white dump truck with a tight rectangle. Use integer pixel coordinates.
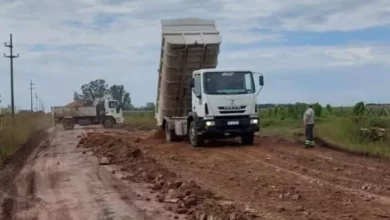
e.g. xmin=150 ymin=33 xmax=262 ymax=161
xmin=51 ymin=96 xmax=124 ymax=130
xmin=155 ymin=18 xmax=265 ymax=147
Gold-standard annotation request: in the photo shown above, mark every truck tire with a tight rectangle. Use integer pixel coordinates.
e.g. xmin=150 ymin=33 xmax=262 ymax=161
xmin=188 ymin=121 xmax=204 ymax=147
xmin=241 ymin=132 xmax=255 ymax=145
xmin=103 ymin=117 xmax=114 ymax=128
xmin=164 ymin=123 xmax=177 ymax=142
xmin=63 ymin=118 xmax=75 ymax=130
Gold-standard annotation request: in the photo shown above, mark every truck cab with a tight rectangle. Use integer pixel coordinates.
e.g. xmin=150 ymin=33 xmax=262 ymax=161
xmin=187 ymin=69 xmax=264 ymax=146
xmin=99 ymin=98 xmax=125 ymax=124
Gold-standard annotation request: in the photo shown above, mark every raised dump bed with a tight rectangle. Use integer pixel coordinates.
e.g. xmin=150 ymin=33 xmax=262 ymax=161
xmin=155 ymin=18 xmax=222 ymax=127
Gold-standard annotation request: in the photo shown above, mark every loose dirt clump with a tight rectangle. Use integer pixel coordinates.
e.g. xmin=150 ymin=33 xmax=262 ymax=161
xmin=149 ymin=129 xmax=165 ymax=140
xmin=77 ymin=132 xmax=257 ymax=220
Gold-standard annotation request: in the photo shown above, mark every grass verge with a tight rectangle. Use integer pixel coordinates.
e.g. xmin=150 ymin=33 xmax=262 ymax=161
xmin=261 ymin=115 xmax=390 ymax=159
xmin=0 ymin=112 xmax=51 ymax=167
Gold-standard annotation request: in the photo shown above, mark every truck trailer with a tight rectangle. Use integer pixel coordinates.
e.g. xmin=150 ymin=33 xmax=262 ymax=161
xmin=51 ymin=97 xmax=124 ymax=130
xmin=155 ymin=18 xmax=264 ymax=147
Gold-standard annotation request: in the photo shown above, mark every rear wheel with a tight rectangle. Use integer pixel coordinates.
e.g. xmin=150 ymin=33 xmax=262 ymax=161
xmin=188 ymin=120 xmax=204 ymax=147
xmin=103 ymin=117 xmax=115 ymax=128
xmin=241 ymin=132 xmax=255 ymax=145
xmin=63 ymin=118 xmax=75 ymax=130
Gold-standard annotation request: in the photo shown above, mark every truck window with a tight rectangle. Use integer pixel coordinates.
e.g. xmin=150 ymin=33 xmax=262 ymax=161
xmin=108 ymin=101 xmax=117 ymax=109
xmin=203 ymin=71 xmax=255 ymax=95
xmin=193 ymin=74 xmax=202 ymax=96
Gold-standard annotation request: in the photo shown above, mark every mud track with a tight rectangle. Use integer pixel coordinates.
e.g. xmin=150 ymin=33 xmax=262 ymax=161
xmin=108 ymin=130 xmax=390 ymax=220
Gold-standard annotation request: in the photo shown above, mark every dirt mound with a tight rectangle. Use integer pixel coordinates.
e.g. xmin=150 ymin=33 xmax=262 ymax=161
xmin=149 ymin=129 xmax=165 ymax=140
xmin=66 ymin=101 xmax=85 ymax=107
xmin=77 ymin=132 xmax=256 ymax=220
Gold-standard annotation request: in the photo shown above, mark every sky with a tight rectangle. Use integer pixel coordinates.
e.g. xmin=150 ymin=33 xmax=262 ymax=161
xmin=0 ymin=0 xmax=390 ymax=111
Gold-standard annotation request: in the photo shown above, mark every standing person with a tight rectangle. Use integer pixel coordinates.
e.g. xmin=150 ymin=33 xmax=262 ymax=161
xmin=303 ymin=104 xmax=315 ymax=147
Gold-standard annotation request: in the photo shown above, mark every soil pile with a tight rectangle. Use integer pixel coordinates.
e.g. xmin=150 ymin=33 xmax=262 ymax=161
xmin=77 ymin=132 xmax=257 ymax=220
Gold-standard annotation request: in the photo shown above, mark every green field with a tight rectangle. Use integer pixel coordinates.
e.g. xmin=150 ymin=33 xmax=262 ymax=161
xmin=123 ymin=103 xmax=390 ymax=158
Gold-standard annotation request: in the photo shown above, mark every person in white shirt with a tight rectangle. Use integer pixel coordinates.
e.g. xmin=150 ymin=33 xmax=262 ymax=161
xmin=303 ymin=104 xmax=315 ymax=147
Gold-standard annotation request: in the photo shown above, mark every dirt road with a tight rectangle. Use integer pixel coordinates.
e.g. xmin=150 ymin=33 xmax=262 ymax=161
xmin=1 ymin=127 xmax=390 ymax=220
xmin=0 ymin=127 xmax=177 ymax=220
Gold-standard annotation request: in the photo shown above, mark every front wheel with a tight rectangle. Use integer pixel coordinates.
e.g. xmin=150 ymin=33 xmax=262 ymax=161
xmin=103 ymin=117 xmax=115 ymax=128
xmin=241 ymin=132 xmax=255 ymax=145
xmin=188 ymin=121 xmax=204 ymax=147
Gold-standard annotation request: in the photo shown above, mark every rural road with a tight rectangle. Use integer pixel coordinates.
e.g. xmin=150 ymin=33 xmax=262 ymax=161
xmin=0 ymin=127 xmax=175 ymax=220
xmin=1 ymin=126 xmax=390 ymax=220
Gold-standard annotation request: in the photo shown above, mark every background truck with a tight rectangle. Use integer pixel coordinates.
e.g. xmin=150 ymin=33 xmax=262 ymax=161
xmin=51 ymin=96 xmax=124 ymax=130
xmin=155 ymin=18 xmax=264 ymax=147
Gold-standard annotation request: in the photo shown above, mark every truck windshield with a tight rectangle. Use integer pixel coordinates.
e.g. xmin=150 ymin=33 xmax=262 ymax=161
xmin=203 ymin=71 xmax=255 ymax=95
xmin=108 ymin=101 xmax=117 ymax=109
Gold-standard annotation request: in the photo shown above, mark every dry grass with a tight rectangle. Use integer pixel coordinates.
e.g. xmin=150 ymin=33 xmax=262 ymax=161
xmin=0 ymin=112 xmax=51 ymax=166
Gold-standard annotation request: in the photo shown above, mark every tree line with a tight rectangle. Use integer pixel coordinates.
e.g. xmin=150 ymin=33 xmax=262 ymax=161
xmin=73 ymin=79 xmax=133 ymax=110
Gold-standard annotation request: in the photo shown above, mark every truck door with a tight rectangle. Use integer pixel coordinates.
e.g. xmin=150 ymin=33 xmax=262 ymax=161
xmin=192 ymin=74 xmax=204 ymax=115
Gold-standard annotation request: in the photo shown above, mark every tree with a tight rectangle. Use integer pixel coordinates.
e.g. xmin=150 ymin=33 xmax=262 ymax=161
xmin=73 ymin=92 xmax=82 ymax=102
xmin=109 ymin=84 xmax=132 ymax=110
xmin=74 ymin=79 xmax=109 ymax=105
xmin=313 ymin=103 xmax=322 ymax=118
xmin=326 ymin=104 xmax=332 ymax=114
xmin=353 ymin=102 xmax=366 ymax=116
xmin=267 ymin=108 xmax=273 ymax=117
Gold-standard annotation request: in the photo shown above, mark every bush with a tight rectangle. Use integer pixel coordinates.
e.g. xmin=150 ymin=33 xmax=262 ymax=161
xmin=262 ymin=119 xmax=275 ymax=128
xmin=367 ymin=117 xmax=390 ymax=128
xmin=353 ymin=102 xmax=365 ymax=116
xmin=313 ymin=103 xmax=322 ymax=118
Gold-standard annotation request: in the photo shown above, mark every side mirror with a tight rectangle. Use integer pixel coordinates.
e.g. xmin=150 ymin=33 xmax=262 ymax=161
xmin=259 ymin=75 xmax=264 ymax=86
xmin=190 ymin=78 xmax=194 ymax=88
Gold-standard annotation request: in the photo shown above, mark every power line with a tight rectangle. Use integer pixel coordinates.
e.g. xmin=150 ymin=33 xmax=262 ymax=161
xmin=29 ymin=79 xmax=35 ymax=112
xmin=3 ymin=33 xmax=20 ymax=118
xmin=39 ymin=98 xmax=45 ymax=112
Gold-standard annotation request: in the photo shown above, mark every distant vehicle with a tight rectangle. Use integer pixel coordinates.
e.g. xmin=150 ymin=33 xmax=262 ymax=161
xmin=51 ymin=96 xmax=124 ymax=130
xmin=155 ymin=18 xmax=265 ymax=147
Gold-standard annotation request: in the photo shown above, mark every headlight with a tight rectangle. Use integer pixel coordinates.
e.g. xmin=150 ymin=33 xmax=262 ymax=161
xmin=205 ymin=121 xmax=215 ymax=126
xmin=250 ymin=119 xmax=259 ymax=124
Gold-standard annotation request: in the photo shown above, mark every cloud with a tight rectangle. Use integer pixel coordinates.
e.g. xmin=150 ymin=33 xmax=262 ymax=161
xmin=0 ymin=0 xmax=389 ymax=110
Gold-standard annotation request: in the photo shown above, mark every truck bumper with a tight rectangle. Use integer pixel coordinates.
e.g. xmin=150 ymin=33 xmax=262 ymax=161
xmin=197 ymin=116 xmax=259 ymax=138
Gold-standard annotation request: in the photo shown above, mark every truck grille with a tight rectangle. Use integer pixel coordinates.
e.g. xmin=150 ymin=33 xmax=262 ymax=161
xmin=218 ymin=105 xmax=246 ymax=114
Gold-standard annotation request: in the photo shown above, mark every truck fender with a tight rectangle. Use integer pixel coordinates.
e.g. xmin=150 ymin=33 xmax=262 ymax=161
xmin=187 ymin=112 xmax=199 ymax=130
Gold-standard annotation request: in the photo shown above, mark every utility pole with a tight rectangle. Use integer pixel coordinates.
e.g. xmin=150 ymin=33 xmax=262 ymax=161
xmin=29 ymin=79 xmax=35 ymax=112
xmin=35 ymin=92 xmax=39 ymax=112
xmin=3 ymin=33 xmax=19 ymax=118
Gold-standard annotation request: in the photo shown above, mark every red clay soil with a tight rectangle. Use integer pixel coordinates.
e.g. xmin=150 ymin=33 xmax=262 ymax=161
xmin=65 ymin=101 xmax=85 ymax=107
xmin=78 ymin=132 xmax=256 ymax=220
xmin=86 ymin=129 xmax=390 ymax=220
